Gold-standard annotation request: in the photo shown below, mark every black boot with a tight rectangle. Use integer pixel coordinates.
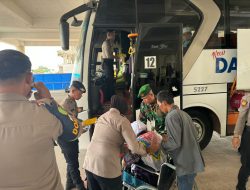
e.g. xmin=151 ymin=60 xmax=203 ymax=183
xmin=236 ymin=187 xmax=246 ymax=190
xmin=65 ymin=174 xmax=75 ymax=190
xmin=75 ymin=181 xmax=86 ymax=190
xmin=65 ymin=182 xmax=76 ymax=190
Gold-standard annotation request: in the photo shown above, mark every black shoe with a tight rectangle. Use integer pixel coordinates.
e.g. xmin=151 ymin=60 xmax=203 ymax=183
xmin=236 ymin=186 xmax=246 ymax=190
xmin=65 ymin=182 xmax=76 ymax=190
xmin=76 ymin=182 xmax=86 ymax=190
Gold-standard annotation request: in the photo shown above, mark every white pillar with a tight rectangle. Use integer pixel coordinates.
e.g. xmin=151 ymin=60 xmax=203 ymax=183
xmin=16 ymin=44 xmax=25 ymax=53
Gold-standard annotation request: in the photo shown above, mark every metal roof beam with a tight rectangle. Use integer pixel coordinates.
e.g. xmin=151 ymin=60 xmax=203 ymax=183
xmin=0 ymin=31 xmax=80 ymax=46
xmin=0 ymin=31 xmax=80 ymax=40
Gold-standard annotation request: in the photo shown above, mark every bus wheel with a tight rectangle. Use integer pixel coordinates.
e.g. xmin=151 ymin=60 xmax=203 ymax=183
xmin=187 ymin=110 xmax=213 ymax=150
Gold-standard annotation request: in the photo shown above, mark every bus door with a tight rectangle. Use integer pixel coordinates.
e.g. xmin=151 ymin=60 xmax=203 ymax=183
xmin=132 ymin=23 xmax=183 ymax=119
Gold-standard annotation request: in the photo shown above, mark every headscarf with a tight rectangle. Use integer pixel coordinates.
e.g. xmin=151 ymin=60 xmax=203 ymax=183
xmin=110 ymin=95 xmax=128 ymax=115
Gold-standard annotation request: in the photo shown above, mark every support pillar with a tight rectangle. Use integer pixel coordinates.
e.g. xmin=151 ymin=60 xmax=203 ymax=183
xmin=16 ymin=44 xmax=25 ymax=53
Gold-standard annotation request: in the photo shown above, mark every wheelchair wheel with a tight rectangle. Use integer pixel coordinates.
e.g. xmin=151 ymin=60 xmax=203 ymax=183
xmin=169 ymin=179 xmax=178 ymax=190
xmin=169 ymin=179 xmax=199 ymax=190
xmin=135 ymin=185 xmax=157 ymax=190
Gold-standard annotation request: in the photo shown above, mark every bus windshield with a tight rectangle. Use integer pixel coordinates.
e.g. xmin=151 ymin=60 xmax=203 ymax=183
xmin=137 ymin=0 xmax=201 ymax=55
xmin=95 ymin=0 xmax=201 ymax=44
xmin=71 ymin=11 xmax=91 ymax=82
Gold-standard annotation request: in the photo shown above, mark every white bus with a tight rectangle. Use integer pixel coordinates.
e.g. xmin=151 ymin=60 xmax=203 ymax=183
xmin=60 ymin=0 xmax=250 ymax=149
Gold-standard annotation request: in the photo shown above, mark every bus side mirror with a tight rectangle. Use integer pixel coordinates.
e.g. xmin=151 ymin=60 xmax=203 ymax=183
xmin=60 ymin=21 xmax=69 ymax=50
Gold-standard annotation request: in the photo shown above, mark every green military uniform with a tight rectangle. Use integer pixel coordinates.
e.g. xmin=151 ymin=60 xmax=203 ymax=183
xmin=139 ymin=100 xmax=166 ymax=134
xmin=138 ymin=84 xmax=166 ymax=134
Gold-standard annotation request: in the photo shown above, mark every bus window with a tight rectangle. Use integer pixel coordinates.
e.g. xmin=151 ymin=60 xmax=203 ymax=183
xmin=230 ymin=0 xmax=250 ymax=48
xmin=71 ymin=11 xmax=90 ymax=82
xmin=137 ymin=0 xmax=201 ymax=54
xmin=204 ymin=0 xmax=226 ymax=49
xmin=205 ymin=0 xmax=250 ymax=49
xmin=95 ymin=0 xmax=135 ymax=26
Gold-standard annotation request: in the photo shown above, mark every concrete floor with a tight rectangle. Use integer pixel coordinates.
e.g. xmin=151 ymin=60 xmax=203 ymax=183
xmin=195 ymin=133 xmax=249 ymax=190
xmin=55 ymin=132 xmax=249 ymax=190
xmin=55 ymin=145 xmax=86 ymax=190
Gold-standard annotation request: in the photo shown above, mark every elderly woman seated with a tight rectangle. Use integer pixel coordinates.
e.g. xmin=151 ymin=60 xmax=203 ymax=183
xmin=124 ymin=120 xmax=167 ymax=171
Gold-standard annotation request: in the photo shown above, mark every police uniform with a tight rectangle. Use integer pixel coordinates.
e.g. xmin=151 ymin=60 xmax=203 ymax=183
xmin=83 ymin=108 xmax=146 ymax=190
xmin=57 ymin=81 xmax=86 ymax=190
xmin=62 ymin=95 xmax=78 ymax=117
xmin=234 ymin=94 xmax=250 ymax=190
xmin=0 ymin=49 xmax=82 ymax=190
xmin=0 ymin=94 xmax=64 ymax=190
xmin=102 ymin=38 xmax=115 ymax=101
xmin=138 ymin=84 xmax=166 ymax=134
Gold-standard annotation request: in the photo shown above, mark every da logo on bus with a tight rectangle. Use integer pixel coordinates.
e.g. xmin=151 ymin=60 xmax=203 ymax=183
xmin=216 ymin=57 xmax=237 ymax=73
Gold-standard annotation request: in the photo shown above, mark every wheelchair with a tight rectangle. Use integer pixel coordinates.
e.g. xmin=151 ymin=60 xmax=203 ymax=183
xmin=122 ymin=162 xmax=198 ymax=190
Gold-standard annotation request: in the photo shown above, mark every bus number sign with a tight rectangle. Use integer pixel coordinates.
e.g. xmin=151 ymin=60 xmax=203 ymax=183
xmin=144 ymin=56 xmax=156 ymax=69
xmin=193 ymin=86 xmax=208 ymax=93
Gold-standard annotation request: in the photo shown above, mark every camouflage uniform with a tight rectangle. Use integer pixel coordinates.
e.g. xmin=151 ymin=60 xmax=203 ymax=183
xmin=139 ymin=100 xmax=166 ymax=134
xmin=138 ymin=84 xmax=166 ymax=134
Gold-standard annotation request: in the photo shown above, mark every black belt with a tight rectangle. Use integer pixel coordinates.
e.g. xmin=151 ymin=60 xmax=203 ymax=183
xmin=103 ymin=58 xmax=114 ymax=62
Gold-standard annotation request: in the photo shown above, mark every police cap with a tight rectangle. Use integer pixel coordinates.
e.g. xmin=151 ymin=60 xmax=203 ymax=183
xmin=138 ymin=84 xmax=152 ymax=98
xmin=71 ymin=81 xmax=86 ymax=93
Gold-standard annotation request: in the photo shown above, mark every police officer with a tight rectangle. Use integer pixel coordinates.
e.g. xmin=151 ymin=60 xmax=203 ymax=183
xmin=58 ymin=81 xmax=86 ymax=190
xmin=138 ymin=84 xmax=166 ymax=134
xmin=232 ymin=94 xmax=250 ymax=190
xmin=0 ymin=49 xmax=86 ymax=190
xmin=102 ymin=30 xmax=118 ymax=101
xmin=0 ymin=49 xmax=65 ymax=190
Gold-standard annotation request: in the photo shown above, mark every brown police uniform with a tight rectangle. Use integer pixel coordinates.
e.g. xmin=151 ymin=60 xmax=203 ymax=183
xmin=84 ymin=108 xmax=146 ymax=190
xmin=62 ymin=95 xmax=78 ymax=117
xmin=57 ymin=95 xmax=85 ymax=189
xmin=0 ymin=93 xmax=63 ymax=190
xmin=102 ymin=39 xmax=114 ymax=59
xmin=102 ymin=39 xmax=115 ymax=101
xmin=234 ymin=94 xmax=250 ymax=190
